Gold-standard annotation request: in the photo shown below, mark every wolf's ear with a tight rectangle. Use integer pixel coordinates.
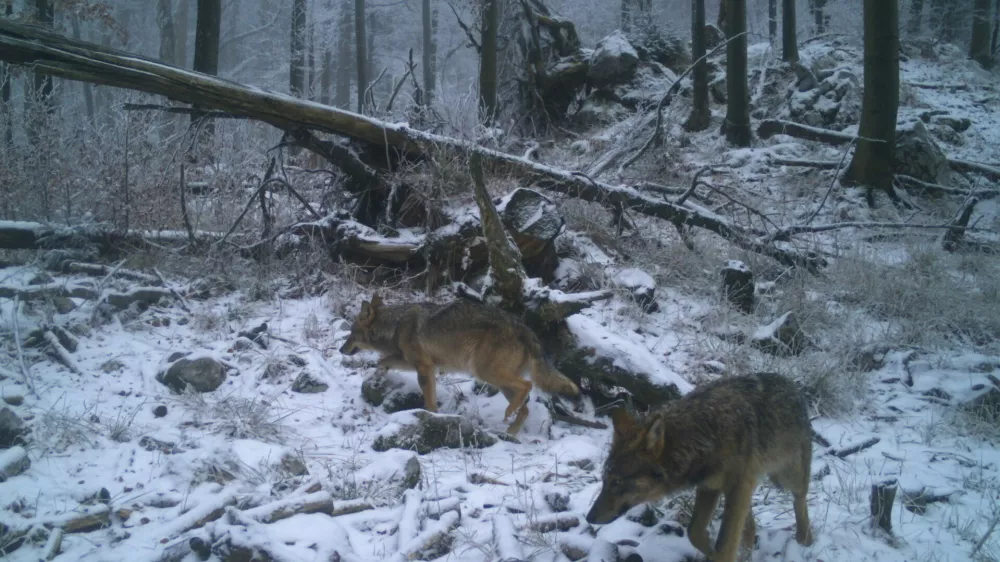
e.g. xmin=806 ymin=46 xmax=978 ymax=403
xmin=645 ymin=417 xmax=666 ymax=455
xmin=610 ymin=407 xmax=638 ymax=438
xmin=359 ymin=300 xmax=372 ymax=320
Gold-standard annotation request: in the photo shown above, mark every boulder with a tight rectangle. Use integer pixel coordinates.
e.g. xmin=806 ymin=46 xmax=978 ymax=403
xmin=157 ymin=355 xmax=227 ymax=393
xmin=894 ymin=120 xmax=951 ymax=185
xmin=292 ymin=372 xmax=329 ymax=394
xmin=372 ymin=411 xmax=497 ymax=454
xmin=497 ymin=188 xmax=564 ymax=282
xmin=0 ymin=407 xmax=27 ymax=448
xmin=614 ymin=268 xmax=658 ymax=313
xmin=704 ymin=24 xmax=725 ymax=50
xmin=751 ymin=311 xmax=810 ymax=356
xmin=587 ymin=30 xmax=640 ymax=84
xmin=720 ymin=260 xmax=754 ymax=314
xmin=0 ymin=446 xmax=30 ymax=481
xmin=361 ymin=371 xmax=426 ymax=413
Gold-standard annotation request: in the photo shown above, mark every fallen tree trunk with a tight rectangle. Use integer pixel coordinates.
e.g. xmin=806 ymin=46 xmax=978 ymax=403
xmin=757 ymin=119 xmax=855 ymax=145
xmin=0 ymin=19 xmax=823 ymax=273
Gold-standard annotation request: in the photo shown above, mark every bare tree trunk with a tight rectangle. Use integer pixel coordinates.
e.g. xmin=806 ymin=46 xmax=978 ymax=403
xmin=192 ymin=0 xmax=221 ymax=135
xmin=621 ymin=0 xmax=632 ymax=33
xmin=992 ymin=0 xmax=1000 ymax=57
xmin=290 ymin=0 xmax=307 ymax=96
xmin=908 ymin=0 xmax=923 ymax=33
xmin=175 ymin=0 xmax=188 ymax=67
xmin=685 ymin=0 xmax=710 ymax=131
xmin=308 ymin=6 xmax=317 ymax=99
xmin=480 ymin=0 xmax=499 ymax=123
xmin=354 ymin=0 xmax=367 ymax=113
xmin=1 ymin=0 xmax=10 ymax=147
xmin=422 ymin=0 xmax=435 ymax=106
xmin=844 ymin=0 xmax=899 ymax=202
xmin=782 ymin=0 xmax=798 ymax=62
xmin=768 ymin=0 xmax=778 ymax=42
xmin=158 ymin=0 xmax=177 ymax=64
xmin=717 ymin=0 xmax=727 ymax=33
xmin=970 ymin=0 xmax=994 ymax=68
xmin=724 ymin=0 xmax=750 ymax=147
xmin=335 ymin=0 xmax=352 ymax=109
xmin=71 ymin=15 xmax=94 ymax=124
xmin=32 ymin=0 xmax=54 ymax=112
xmin=813 ymin=0 xmax=826 ymax=33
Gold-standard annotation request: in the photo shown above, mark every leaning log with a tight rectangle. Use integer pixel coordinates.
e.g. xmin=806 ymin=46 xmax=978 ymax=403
xmin=757 ymin=119 xmax=856 ymax=145
xmin=0 ymin=19 xmax=823 ymax=273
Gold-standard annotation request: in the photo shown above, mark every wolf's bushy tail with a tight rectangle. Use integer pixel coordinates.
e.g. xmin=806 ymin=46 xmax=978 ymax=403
xmin=520 ymin=333 xmax=580 ymax=397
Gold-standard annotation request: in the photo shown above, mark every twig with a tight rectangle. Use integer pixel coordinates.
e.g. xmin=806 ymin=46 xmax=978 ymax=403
xmin=364 ymin=67 xmax=389 ymax=114
xmin=622 ymin=31 xmax=749 ymax=171
xmin=546 ymin=399 xmax=607 ymax=430
xmin=385 ymin=49 xmax=417 ymax=113
xmin=447 ymin=0 xmax=481 ymax=52
xmin=11 ymin=295 xmax=37 ymax=397
xmin=805 ymin=136 xmax=857 ymax=225
xmin=971 ymin=513 xmax=1000 ymax=557
xmin=829 ymin=436 xmax=880 ymax=458
xmin=769 ymin=220 xmax=982 ymax=242
xmin=676 ymin=166 xmax=714 ymax=206
xmin=770 ymin=157 xmax=844 ymax=169
xmin=44 ymin=330 xmax=82 ymax=375
xmin=179 ymin=163 xmax=196 ymax=245
xmin=152 ymin=268 xmax=191 ymax=313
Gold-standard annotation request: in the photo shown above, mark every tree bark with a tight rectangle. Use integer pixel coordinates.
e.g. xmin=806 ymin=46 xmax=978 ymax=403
xmin=684 ymin=0 xmax=710 ymax=132
xmin=844 ymin=0 xmax=899 ymax=199
xmin=717 ymin=0 xmax=727 ymax=32
xmin=175 ymin=0 xmax=188 ymax=67
xmin=290 ymin=0 xmax=307 ymax=96
xmin=813 ymin=0 xmax=826 ymax=34
xmin=32 ymin=0 xmax=55 ymax=116
xmin=782 ymin=0 xmax=798 ymax=62
xmin=0 ymin=0 xmax=9 ymax=148
xmin=422 ymin=0 xmax=436 ymax=105
xmin=480 ymin=0 xmax=499 ymax=123
xmin=724 ymin=0 xmax=751 ymax=146
xmin=354 ymin=0 xmax=367 ymax=113
xmin=768 ymin=0 xmax=778 ymax=43
xmin=335 ymin=0 xmax=352 ymax=109
xmin=192 ymin=0 xmax=221 ymax=136
xmin=970 ymin=0 xmax=994 ymax=68
xmin=908 ymin=0 xmax=923 ymax=33
xmin=470 ymin=151 xmax=526 ymax=313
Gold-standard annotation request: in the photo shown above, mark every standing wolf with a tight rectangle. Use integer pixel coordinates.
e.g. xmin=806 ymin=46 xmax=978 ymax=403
xmin=585 ymin=372 xmax=814 ymax=562
xmin=338 ymin=294 xmax=580 ymax=435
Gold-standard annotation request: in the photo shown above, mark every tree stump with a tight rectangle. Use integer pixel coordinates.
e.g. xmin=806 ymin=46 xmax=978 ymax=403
xmin=870 ymin=478 xmax=897 ymax=535
xmin=721 ymin=260 xmax=754 ymax=314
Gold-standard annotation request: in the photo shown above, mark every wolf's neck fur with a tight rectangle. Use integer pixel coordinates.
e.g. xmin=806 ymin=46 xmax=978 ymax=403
xmin=644 ymin=405 xmax=716 ymax=486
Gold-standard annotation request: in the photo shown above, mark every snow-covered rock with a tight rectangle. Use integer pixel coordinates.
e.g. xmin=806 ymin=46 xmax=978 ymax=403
xmin=157 ymin=354 xmax=228 ymax=393
xmin=588 ymin=30 xmax=640 ymax=84
xmin=894 ymin=119 xmax=952 ymax=185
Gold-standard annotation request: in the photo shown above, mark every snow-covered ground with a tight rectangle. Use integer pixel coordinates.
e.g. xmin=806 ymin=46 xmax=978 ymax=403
xmin=2 ymin=35 xmax=999 ymax=562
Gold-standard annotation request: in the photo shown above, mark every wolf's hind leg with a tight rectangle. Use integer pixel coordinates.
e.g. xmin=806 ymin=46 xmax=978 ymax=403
xmin=499 ymin=380 xmax=532 ymax=435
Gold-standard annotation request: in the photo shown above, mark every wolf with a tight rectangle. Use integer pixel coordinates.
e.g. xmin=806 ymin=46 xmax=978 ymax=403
xmin=338 ymin=294 xmax=581 ymax=435
xmin=585 ymin=372 xmax=814 ymax=562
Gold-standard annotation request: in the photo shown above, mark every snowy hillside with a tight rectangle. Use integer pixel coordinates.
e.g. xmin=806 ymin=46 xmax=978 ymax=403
xmin=2 ymin=32 xmax=1000 ymax=562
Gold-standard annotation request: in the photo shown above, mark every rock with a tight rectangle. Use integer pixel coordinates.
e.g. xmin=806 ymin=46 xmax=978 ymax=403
xmin=401 ymin=456 xmax=422 ymax=491
xmin=292 ymin=372 xmax=329 ymax=394
xmin=69 ymin=323 xmax=91 ymax=338
xmin=0 ymin=446 xmax=30 ymax=481
xmin=614 ymin=268 xmax=658 ymax=313
xmin=710 ymin=76 xmax=726 ymax=104
xmin=788 ymin=69 xmax=860 ymax=129
xmin=497 ymin=188 xmax=564 ymax=282
xmin=100 ymin=359 xmax=125 ymax=373
xmin=751 ymin=311 xmax=810 ymax=356
xmin=361 ymin=371 xmax=426 ymax=413
xmin=0 ymin=407 xmax=27 ymax=448
xmin=28 ymin=272 xmax=54 ymax=285
xmin=153 ymin=405 xmax=168 ymax=418
xmin=704 ymin=23 xmax=725 ymax=50
xmin=52 ymin=297 xmax=77 ymax=314
xmin=544 ymin=492 xmax=570 ymax=512
xmin=894 ymin=120 xmax=951 ymax=185
xmin=156 ymin=356 xmax=227 ymax=393
xmin=627 ymin=26 xmax=690 ymax=72
xmin=280 ymin=455 xmax=309 ymax=477
xmin=588 ymin=30 xmax=640 ymax=84
xmin=3 ymin=395 xmax=23 ymax=407
xmin=372 ymin=411 xmax=497 ymax=454
xmin=232 ymin=337 xmax=255 ymax=352
xmin=166 ymin=351 xmax=190 ymax=363
xmin=139 ymin=436 xmax=183 ymax=454
xmin=964 ymin=386 xmax=1000 ymax=423
xmin=853 ymin=344 xmax=891 ymax=372
xmin=720 ymin=260 xmax=754 ymax=314
xmin=104 ymin=287 xmax=171 ymax=311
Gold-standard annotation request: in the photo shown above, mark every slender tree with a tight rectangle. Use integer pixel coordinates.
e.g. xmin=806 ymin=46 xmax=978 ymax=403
xmin=717 ymin=0 xmax=727 ymax=33
xmin=812 ymin=0 xmax=827 ymax=34
xmin=1 ymin=0 xmax=11 ymax=147
xmin=970 ymin=0 xmax=994 ymax=68
xmin=844 ymin=0 xmax=899 ymax=202
xmin=908 ymin=0 xmax=923 ymax=33
xmin=992 ymin=0 xmax=1000 ymax=58
xmin=192 ymin=0 xmax=221 ymax=135
xmin=290 ymin=0 xmax=307 ymax=96
xmin=782 ymin=0 xmax=798 ymax=62
xmin=685 ymin=0 xmax=710 ymax=131
xmin=422 ymin=0 xmax=436 ymax=106
xmin=724 ymin=0 xmax=751 ymax=146
xmin=768 ymin=0 xmax=778 ymax=43
xmin=930 ymin=0 xmax=956 ymax=42
xmin=354 ymin=0 xmax=367 ymax=113
xmin=480 ymin=0 xmax=499 ymax=123
xmin=33 ymin=0 xmax=55 ymax=115
xmin=335 ymin=0 xmax=353 ymax=109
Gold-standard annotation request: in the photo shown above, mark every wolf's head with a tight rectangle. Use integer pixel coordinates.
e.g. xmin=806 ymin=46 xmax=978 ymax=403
xmin=339 ymin=294 xmax=385 ymax=356
xmin=585 ymin=407 xmax=680 ymax=525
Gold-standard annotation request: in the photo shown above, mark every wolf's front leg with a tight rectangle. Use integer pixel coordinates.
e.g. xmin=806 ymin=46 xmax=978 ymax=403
xmin=714 ymin=480 xmax=756 ymax=562
xmin=414 ymin=361 xmax=439 ymax=413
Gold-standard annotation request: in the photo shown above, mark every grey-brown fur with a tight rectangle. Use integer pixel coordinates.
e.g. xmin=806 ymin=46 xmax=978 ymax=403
xmin=585 ymin=372 xmax=814 ymax=562
xmin=339 ymin=294 xmax=580 ymax=435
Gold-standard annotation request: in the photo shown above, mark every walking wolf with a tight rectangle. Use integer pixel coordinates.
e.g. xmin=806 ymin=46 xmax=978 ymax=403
xmin=339 ymin=294 xmax=580 ymax=435
xmin=585 ymin=372 xmax=814 ymax=562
